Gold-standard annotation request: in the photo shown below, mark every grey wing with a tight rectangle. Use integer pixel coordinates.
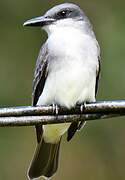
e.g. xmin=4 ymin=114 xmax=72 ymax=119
xmin=32 ymin=44 xmax=48 ymax=106
xmin=95 ymin=54 xmax=101 ymax=96
xmin=32 ymin=43 xmax=49 ymax=143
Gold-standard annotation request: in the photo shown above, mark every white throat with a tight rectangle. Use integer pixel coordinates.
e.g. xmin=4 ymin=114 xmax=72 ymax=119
xmin=43 ymin=18 xmax=88 ymax=36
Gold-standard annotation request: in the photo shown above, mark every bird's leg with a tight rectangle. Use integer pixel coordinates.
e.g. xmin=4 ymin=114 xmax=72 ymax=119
xmin=52 ymin=103 xmax=56 ymax=114
xmin=52 ymin=103 xmax=59 ymax=117
xmin=55 ymin=104 xmax=59 ymax=115
xmin=77 ymin=103 xmax=86 ymax=131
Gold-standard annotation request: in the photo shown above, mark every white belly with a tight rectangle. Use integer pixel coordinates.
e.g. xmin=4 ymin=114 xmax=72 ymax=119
xmin=37 ymin=63 xmax=96 ymax=107
xmin=37 ymin=61 xmax=96 ymax=143
xmin=43 ymin=123 xmax=70 ymax=143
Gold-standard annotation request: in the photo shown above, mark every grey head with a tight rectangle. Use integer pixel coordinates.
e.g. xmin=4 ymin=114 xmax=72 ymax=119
xmin=23 ymin=3 xmax=92 ymax=31
xmin=44 ymin=3 xmax=85 ymax=22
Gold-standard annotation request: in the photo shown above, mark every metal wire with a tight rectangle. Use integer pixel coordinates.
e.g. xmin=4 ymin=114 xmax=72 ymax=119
xmin=0 ymin=100 xmax=124 ymax=127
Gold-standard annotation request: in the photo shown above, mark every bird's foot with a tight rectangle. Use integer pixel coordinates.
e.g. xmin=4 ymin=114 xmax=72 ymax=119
xmin=52 ymin=104 xmax=59 ymax=118
xmin=77 ymin=102 xmax=86 ymax=131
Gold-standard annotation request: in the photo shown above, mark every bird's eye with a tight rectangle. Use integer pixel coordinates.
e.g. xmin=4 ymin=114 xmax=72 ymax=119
xmin=59 ymin=10 xmax=67 ymax=16
xmin=56 ymin=9 xmax=72 ymax=19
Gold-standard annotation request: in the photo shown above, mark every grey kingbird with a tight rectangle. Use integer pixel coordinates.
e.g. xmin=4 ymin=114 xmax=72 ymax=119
xmin=24 ymin=3 xmax=100 ymax=180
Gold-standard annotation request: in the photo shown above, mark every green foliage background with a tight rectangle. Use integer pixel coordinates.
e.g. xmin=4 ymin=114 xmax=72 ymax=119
xmin=0 ymin=0 xmax=125 ymax=179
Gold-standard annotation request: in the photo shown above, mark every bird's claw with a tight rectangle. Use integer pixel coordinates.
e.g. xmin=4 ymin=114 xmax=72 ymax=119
xmin=77 ymin=103 xmax=86 ymax=130
xmin=52 ymin=104 xmax=59 ymax=116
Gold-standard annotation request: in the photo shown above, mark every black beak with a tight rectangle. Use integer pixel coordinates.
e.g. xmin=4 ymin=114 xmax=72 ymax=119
xmin=23 ymin=16 xmax=55 ymax=27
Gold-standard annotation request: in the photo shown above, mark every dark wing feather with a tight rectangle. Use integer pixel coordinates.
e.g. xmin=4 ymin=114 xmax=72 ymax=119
xmin=67 ymin=121 xmax=79 ymax=141
xmin=32 ymin=44 xmax=48 ymax=106
xmin=32 ymin=44 xmax=49 ymax=143
xmin=95 ymin=55 xmax=101 ymax=96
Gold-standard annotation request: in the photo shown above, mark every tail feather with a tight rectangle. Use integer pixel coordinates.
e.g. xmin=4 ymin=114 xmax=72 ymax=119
xmin=28 ymin=138 xmax=61 ymax=179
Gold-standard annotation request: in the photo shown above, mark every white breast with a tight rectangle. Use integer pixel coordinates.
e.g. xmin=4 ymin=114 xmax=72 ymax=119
xmin=37 ymin=27 xmax=98 ymax=107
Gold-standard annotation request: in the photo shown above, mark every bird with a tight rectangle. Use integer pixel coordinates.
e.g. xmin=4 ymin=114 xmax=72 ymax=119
xmin=23 ymin=2 xmax=100 ymax=180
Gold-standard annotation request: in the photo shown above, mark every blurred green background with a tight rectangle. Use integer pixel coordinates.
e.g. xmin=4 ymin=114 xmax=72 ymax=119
xmin=0 ymin=0 xmax=125 ymax=179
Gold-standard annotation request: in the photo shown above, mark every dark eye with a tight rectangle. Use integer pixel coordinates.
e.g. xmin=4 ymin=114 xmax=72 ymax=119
xmin=56 ymin=9 xmax=72 ymax=19
xmin=59 ymin=10 xmax=67 ymax=16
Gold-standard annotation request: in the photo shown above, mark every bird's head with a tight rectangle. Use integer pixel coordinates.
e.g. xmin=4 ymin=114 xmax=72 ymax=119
xmin=23 ymin=3 xmax=92 ymax=35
